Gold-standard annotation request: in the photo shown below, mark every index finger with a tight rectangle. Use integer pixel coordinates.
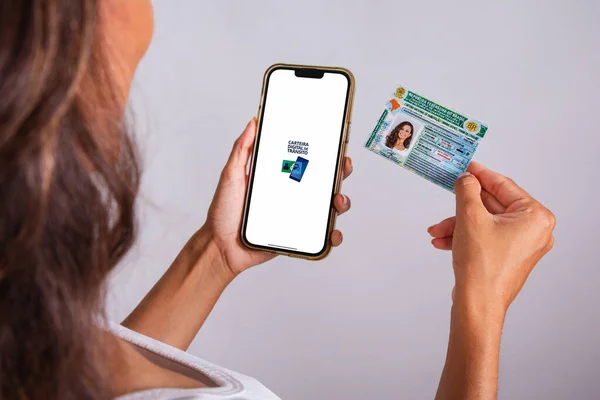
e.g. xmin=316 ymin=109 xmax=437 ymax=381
xmin=468 ymin=161 xmax=530 ymax=207
xmin=342 ymin=157 xmax=353 ymax=180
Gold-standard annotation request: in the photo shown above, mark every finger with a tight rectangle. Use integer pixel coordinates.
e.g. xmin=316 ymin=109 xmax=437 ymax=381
xmin=342 ymin=157 xmax=353 ymax=179
xmin=428 ymin=216 xmax=456 ymax=238
xmin=545 ymin=235 xmax=555 ymax=253
xmin=431 ymin=236 xmax=453 ymax=250
xmin=481 ymin=189 xmax=506 ymax=214
xmin=333 ymin=193 xmax=351 ymax=215
xmin=331 ymin=230 xmax=343 ymax=247
xmin=468 ymin=161 xmax=530 ymax=207
xmin=225 ymin=118 xmax=256 ymax=171
xmin=454 ymin=172 xmax=487 ymax=222
xmin=428 ymin=189 xmax=506 ymax=238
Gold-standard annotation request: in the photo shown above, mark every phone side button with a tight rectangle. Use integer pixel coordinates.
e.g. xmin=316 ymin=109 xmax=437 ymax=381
xmin=345 ymin=122 xmax=351 ymax=143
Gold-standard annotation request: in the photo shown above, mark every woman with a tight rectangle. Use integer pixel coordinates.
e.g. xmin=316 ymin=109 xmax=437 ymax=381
xmin=0 ymin=1 xmax=556 ymax=400
xmin=385 ymin=121 xmax=414 ymax=151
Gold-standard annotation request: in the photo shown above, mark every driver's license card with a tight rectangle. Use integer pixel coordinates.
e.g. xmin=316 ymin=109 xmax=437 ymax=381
xmin=364 ymin=84 xmax=489 ymax=192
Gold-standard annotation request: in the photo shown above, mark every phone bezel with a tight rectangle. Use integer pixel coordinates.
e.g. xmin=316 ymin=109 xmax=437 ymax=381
xmin=240 ymin=63 xmax=355 ymax=260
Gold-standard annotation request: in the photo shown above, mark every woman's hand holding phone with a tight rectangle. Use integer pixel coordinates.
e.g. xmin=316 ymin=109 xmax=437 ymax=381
xmin=205 ymin=118 xmax=353 ymax=277
xmin=123 ymin=119 xmax=353 ymax=349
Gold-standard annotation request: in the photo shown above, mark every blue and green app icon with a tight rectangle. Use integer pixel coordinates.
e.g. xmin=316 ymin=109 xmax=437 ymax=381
xmin=281 ymin=156 xmax=309 ymax=182
xmin=281 ymin=160 xmax=295 ymax=173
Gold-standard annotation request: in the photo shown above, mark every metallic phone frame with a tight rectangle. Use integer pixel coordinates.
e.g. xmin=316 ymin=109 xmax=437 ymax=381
xmin=240 ymin=63 xmax=356 ymax=261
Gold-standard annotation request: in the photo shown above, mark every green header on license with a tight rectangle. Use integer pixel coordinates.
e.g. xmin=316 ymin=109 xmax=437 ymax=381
xmin=404 ymin=92 xmax=468 ymax=129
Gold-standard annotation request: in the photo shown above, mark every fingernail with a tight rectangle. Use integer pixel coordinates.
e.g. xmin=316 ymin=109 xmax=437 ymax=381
xmin=427 ymin=225 xmax=434 ymax=233
xmin=342 ymin=194 xmax=348 ymax=205
xmin=458 ymin=171 xmax=471 ymax=179
xmin=349 ymin=158 xmax=353 ymax=172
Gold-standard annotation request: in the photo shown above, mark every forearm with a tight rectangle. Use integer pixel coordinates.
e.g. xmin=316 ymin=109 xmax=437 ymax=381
xmin=122 ymin=226 xmax=235 ymax=350
xmin=435 ymin=291 xmax=506 ymax=400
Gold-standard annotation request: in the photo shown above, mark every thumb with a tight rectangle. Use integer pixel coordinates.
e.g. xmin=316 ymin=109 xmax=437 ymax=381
xmin=225 ymin=118 xmax=256 ymax=172
xmin=454 ymin=172 xmax=487 ymax=222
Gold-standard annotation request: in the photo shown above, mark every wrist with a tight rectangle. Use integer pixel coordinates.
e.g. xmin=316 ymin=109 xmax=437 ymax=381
xmin=452 ymin=284 xmax=507 ymax=329
xmin=183 ymin=225 xmax=236 ymax=289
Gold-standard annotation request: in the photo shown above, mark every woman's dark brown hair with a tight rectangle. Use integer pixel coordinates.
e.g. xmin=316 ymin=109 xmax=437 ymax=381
xmin=0 ymin=1 xmax=139 ymax=399
xmin=385 ymin=121 xmax=414 ymax=150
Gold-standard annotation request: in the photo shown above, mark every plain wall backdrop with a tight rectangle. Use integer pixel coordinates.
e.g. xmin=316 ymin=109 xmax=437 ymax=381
xmin=107 ymin=1 xmax=600 ymax=399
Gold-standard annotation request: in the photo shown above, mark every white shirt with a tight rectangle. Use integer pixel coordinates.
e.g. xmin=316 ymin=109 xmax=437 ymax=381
xmin=109 ymin=322 xmax=281 ymax=400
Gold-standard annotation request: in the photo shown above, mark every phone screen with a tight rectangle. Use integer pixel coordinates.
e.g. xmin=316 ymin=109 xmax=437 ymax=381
xmin=243 ymin=67 xmax=351 ymax=256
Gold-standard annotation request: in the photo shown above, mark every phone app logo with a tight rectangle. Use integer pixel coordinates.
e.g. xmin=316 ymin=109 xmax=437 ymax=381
xmin=284 ymin=140 xmax=310 ymax=183
xmin=281 ymin=157 xmax=309 ymax=182
xmin=281 ymin=160 xmax=295 ymax=173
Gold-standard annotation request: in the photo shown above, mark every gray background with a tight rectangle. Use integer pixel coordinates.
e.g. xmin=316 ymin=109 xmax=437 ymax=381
xmin=107 ymin=1 xmax=600 ymax=399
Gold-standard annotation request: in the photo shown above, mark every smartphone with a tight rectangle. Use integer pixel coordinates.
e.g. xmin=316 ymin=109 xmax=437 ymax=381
xmin=241 ymin=64 xmax=355 ymax=260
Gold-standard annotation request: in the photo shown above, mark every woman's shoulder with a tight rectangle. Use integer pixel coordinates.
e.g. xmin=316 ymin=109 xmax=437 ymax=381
xmin=107 ymin=322 xmax=280 ymax=400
